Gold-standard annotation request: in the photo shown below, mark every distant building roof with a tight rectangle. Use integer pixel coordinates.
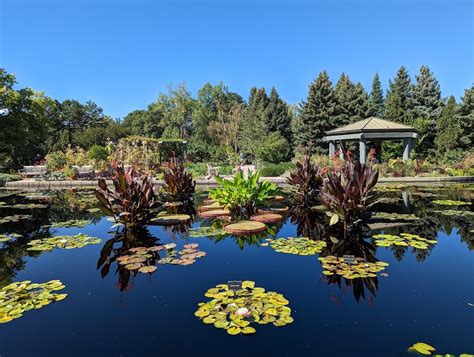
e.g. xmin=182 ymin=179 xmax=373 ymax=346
xmin=326 ymin=117 xmax=417 ymax=135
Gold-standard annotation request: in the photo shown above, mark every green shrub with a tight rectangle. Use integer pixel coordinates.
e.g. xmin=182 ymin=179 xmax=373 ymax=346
xmin=88 ymin=145 xmax=109 ymax=162
xmin=255 ymin=132 xmax=291 ymax=164
xmin=184 ymin=162 xmax=208 ymax=178
xmin=260 ymin=162 xmax=294 ymax=177
xmin=45 ymin=151 xmax=67 ymax=172
xmin=0 ymin=173 xmax=22 ymax=184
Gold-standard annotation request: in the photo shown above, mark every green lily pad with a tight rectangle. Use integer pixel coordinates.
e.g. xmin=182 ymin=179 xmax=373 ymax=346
xmin=407 ymin=342 xmax=436 ymax=355
xmin=432 ymin=200 xmax=471 ymax=206
xmin=0 ymin=214 xmax=32 ymax=225
xmin=265 ymin=237 xmax=327 ymax=256
xmin=319 ymin=255 xmax=389 ymax=279
xmin=151 ymin=214 xmax=191 ymax=225
xmin=0 ymin=203 xmax=48 ymax=209
xmin=50 ymin=219 xmax=90 ymax=228
xmin=373 ymin=233 xmax=437 ymax=250
xmin=27 ymin=234 xmax=101 ymax=251
xmin=188 ymin=226 xmax=226 ymax=238
xmin=195 ymin=281 xmax=293 ymax=335
xmin=224 ymin=221 xmax=267 ymax=236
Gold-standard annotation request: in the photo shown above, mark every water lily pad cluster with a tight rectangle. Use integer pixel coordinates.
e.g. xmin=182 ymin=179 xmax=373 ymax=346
xmin=432 ymin=199 xmax=472 ymax=206
xmin=50 ymin=219 xmax=90 ymax=228
xmin=0 ymin=233 xmax=21 ymax=243
xmin=319 ymin=256 xmax=389 ymax=279
xmin=194 ymin=281 xmax=293 ymax=335
xmin=263 ymin=237 xmax=327 ymax=256
xmin=371 ymin=212 xmax=419 ymax=221
xmin=116 ymin=245 xmax=167 ymax=273
xmin=433 ymin=210 xmax=474 ymax=217
xmin=188 ymin=226 xmax=226 ymax=238
xmin=0 ymin=280 xmax=67 ymax=323
xmin=373 ymin=233 xmax=437 ymax=250
xmin=27 ymin=234 xmax=101 ymax=251
xmin=0 ymin=214 xmax=32 ymax=225
xmin=158 ymin=243 xmax=207 ymax=266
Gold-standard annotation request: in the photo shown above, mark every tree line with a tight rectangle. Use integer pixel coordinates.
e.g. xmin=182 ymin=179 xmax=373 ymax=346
xmin=1 ymin=66 xmax=472 ymax=168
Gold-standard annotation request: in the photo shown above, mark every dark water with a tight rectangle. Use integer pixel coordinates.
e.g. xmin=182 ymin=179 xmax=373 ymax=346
xmin=0 ymin=185 xmax=472 ymax=356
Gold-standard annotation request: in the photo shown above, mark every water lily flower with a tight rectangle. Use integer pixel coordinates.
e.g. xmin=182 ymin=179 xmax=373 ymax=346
xmin=235 ymin=307 xmax=250 ymax=317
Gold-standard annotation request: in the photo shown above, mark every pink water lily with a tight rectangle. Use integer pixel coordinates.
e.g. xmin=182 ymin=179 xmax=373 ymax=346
xmin=235 ymin=307 xmax=250 ymax=317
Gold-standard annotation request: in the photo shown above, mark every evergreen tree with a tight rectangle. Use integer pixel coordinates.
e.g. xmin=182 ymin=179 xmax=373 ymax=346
xmin=435 ymin=96 xmax=461 ymax=156
xmin=384 ymin=66 xmax=412 ymax=124
xmin=239 ymin=87 xmax=270 ymax=158
xmin=353 ymin=82 xmax=370 ymax=120
xmin=368 ymin=73 xmax=384 ymax=117
xmin=293 ymin=71 xmax=336 ymax=154
xmin=334 ymin=74 xmax=369 ymax=127
xmin=411 ymin=65 xmax=443 ymax=155
xmin=457 ymin=85 xmax=474 ymax=151
xmin=266 ymin=87 xmax=292 ymax=145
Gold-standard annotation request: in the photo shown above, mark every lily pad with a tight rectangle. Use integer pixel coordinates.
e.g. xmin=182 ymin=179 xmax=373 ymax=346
xmin=0 ymin=203 xmax=48 ymax=209
xmin=373 ymin=233 xmax=437 ymax=250
xmin=198 ymin=209 xmax=231 ymax=219
xmin=0 ymin=233 xmax=21 ymax=243
xmin=433 ymin=209 xmax=474 ymax=217
xmin=224 ymin=221 xmax=267 ymax=236
xmin=0 ymin=280 xmax=67 ymax=323
xmin=188 ymin=226 xmax=226 ymax=238
xmin=250 ymin=213 xmax=283 ymax=224
xmin=318 ymin=255 xmax=389 ymax=279
xmin=27 ymin=234 xmax=101 ymax=251
xmin=0 ymin=214 xmax=32 ymax=225
xmin=50 ymin=219 xmax=90 ymax=228
xmin=432 ymin=199 xmax=471 ymax=206
xmin=371 ymin=212 xmax=419 ymax=221
xmin=195 ymin=281 xmax=293 ymax=335
xmin=258 ymin=206 xmax=290 ymax=214
xmin=265 ymin=237 xmax=327 ymax=256
xmin=199 ymin=203 xmax=224 ymax=212
xmin=151 ymin=214 xmax=191 ymax=225
xmin=407 ymin=342 xmax=436 ymax=355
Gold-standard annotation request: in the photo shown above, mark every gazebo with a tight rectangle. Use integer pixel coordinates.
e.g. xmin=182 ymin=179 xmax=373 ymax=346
xmin=323 ymin=117 xmax=418 ymax=164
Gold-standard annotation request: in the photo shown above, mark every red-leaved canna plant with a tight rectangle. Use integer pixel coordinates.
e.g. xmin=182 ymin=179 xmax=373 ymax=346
xmin=95 ymin=164 xmax=162 ymax=230
xmin=161 ymin=156 xmax=196 ymax=205
xmin=317 ymin=160 xmax=379 ymax=238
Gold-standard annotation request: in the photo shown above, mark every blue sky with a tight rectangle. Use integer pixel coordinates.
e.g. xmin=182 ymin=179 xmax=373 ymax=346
xmin=1 ymin=0 xmax=473 ymax=119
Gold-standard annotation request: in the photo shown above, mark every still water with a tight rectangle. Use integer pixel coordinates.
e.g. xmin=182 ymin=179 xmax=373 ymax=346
xmin=0 ymin=185 xmax=472 ymax=356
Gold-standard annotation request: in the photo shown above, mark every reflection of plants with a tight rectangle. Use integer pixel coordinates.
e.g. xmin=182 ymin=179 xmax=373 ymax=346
xmin=161 ymin=156 xmax=196 ymax=205
xmin=210 ymin=171 xmax=277 ymax=218
xmin=317 ymin=160 xmax=379 ymax=237
xmin=373 ymin=233 xmax=436 ymax=249
xmin=95 ymin=165 xmax=162 ymax=230
xmin=319 ymin=255 xmax=388 ymax=279
xmin=27 ymin=234 xmax=101 ymax=252
xmin=194 ymin=281 xmax=293 ymax=335
xmin=287 ymin=147 xmax=323 ymax=208
xmin=0 ymin=280 xmax=67 ymax=323
xmin=263 ymin=237 xmax=326 ymax=256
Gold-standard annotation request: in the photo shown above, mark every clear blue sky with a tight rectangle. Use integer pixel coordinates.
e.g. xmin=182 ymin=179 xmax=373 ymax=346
xmin=1 ymin=0 xmax=473 ymax=119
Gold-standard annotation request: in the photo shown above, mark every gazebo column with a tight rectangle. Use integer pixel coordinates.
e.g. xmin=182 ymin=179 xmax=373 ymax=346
xmin=328 ymin=141 xmax=335 ymax=158
xmin=402 ymin=138 xmax=414 ymax=161
xmin=359 ymin=139 xmax=367 ymax=165
xmin=339 ymin=141 xmax=344 ymax=160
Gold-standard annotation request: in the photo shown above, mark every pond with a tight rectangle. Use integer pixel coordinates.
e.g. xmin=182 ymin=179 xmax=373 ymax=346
xmin=0 ymin=185 xmax=473 ymax=356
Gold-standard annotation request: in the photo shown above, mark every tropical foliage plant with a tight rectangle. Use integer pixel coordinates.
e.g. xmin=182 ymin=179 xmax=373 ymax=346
xmin=95 ymin=164 xmax=162 ymax=229
xmin=287 ymin=147 xmax=323 ymax=208
xmin=160 ymin=156 xmax=195 ymax=205
xmin=210 ymin=170 xmax=278 ymax=218
xmin=316 ymin=160 xmax=379 ymax=236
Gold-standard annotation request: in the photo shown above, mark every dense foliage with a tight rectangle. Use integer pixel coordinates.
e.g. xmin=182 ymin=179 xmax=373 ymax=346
xmin=160 ymin=157 xmax=196 ymax=205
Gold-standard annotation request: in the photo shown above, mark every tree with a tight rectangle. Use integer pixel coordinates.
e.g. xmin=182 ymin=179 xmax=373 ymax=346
xmin=435 ymin=96 xmax=461 ymax=157
xmin=293 ymin=71 xmax=336 ymax=154
xmin=266 ymin=87 xmax=292 ymax=145
xmin=207 ymin=102 xmax=244 ymax=152
xmin=411 ymin=66 xmax=443 ymax=155
xmin=457 ymin=85 xmax=474 ymax=151
xmin=368 ymin=73 xmax=384 ymax=117
xmin=239 ymin=87 xmax=270 ymax=157
xmin=385 ymin=66 xmax=412 ymax=124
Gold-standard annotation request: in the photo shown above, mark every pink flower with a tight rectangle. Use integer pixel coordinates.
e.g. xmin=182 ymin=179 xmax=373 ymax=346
xmin=235 ymin=307 xmax=250 ymax=317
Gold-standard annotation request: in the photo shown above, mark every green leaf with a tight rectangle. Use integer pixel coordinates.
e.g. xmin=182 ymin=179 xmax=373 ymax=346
xmin=329 ymin=214 xmax=339 ymax=226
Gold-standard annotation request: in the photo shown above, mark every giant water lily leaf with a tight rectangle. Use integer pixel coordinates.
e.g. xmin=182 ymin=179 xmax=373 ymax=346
xmin=319 ymin=256 xmax=389 ymax=279
xmin=265 ymin=237 xmax=326 ymax=256
xmin=27 ymin=234 xmax=101 ymax=251
xmin=372 ymin=233 xmax=437 ymax=250
xmin=195 ymin=281 xmax=293 ymax=335
xmin=188 ymin=226 xmax=226 ymax=238
xmin=0 ymin=280 xmax=67 ymax=323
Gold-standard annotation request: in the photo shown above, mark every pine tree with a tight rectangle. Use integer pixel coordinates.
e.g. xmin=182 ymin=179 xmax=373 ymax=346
xmin=293 ymin=71 xmax=336 ymax=154
xmin=435 ymin=96 xmax=460 ymax=156
xmin=411 ymin=65 xmax=443 ymax=155
xmin=384 ymin=66 xmax=412 ymax=124
xmin=334 ymin=74 xmax=369 ymax=127
xmin=266 ymin=87 xmax=292 ymax=145
xmin=239 ymin=87 xmax=270 ymax=157
xmin=368 ymin=73 xmax=384 ymax=117
xmin=353 ymin=82 xmax=370 ymax=120
xmin=457 ymin=85 xmax=474 ymax=151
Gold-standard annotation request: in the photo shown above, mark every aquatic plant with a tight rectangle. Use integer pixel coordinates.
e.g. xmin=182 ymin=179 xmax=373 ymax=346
xmin=433 ymin=209 xmax=474 ymax=217
xmin=198 ymin=209 xmax=231 ymax=219
xmin=50 ymin=219 xmax=90 ymax=228
xmin=157 ymin=243 xmax=207 ymax=266
xmin=116 ymin=245 xmax=166 ymax=272
xmin=0 ymin=280 xmax=67 ymax=323
xmin=188 ymin=226 xmax=226 ymax=238
xmin=432 ymin=199 xmax=471 ymax=206
xmin=370 ymin=212 xmax=419 ymax=221
xmin=0 ymin=214 xmax=32 ymax=225
xmin=194 ymin=281 xmax=293 ymax=335
xmin=317 ymin=160 xmax=379 ymax=236
xmin=151 ymin=213 xmax=191 ymax=225
xmin=318 ymin=255 xmax=388 ymax=279
xmin=95 ymin=165 xmax=162 ymax=229
xmin=263 ymin=237 xmax=326 ymax=255
xmin=161 ymin=156 xmax=196 ymax=205
xmin=27 ymin=234 xmax=101 ymax=251
xmin=0 ymin=233 xmax=21 ymax=243
xmin=250 ymin=213 xmax=283 ymax=223
xmin=372 ymin=233 xmax=437 ymax=250
xmin=223 ymin=221 xmax=267 ymax=236
xmin=210 ymin=171 xmax=278 ymax=218
xmin=286 ymin=147 xmax=323 ymax=208
xmin=0 ymin=203 xmax=48 ymax=209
